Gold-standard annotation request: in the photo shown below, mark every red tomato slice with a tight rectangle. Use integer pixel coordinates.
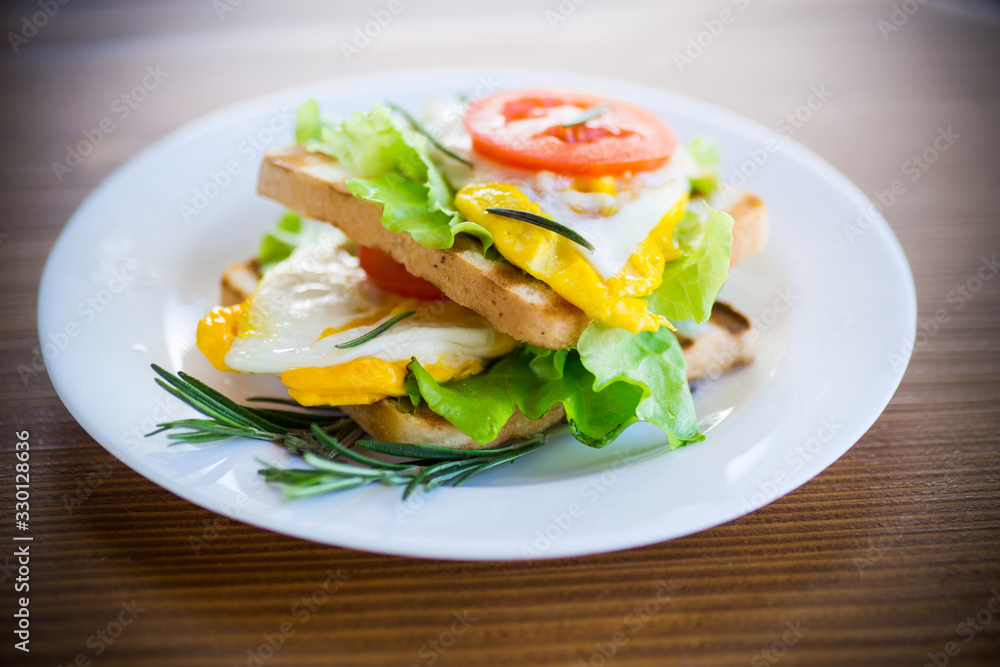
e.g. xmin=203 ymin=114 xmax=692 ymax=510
xmin=358 ymin=246 xmax=447 ymax=301
xmin=464 ymin=88 xmax=678 ymax=176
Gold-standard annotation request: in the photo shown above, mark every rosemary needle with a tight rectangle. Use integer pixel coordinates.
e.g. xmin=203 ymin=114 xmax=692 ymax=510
xmin=386 ymin=102 xmax=473 ymax=168
xmin=562 ymin=102 xmax=611 ymax=127
xmin=335 ymin=311 xmax=415 ymax=349
xmin=485 ymin=208 xmax=595 ymax=252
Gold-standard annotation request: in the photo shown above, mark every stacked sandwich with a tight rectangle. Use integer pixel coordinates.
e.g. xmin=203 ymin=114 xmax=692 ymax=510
xmin=197 ymin=88 xmax=767 ymax=450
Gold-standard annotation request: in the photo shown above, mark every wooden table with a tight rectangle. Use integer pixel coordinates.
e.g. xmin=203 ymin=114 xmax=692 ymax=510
xmin=2 ymin=1 xmax=999 ymax=665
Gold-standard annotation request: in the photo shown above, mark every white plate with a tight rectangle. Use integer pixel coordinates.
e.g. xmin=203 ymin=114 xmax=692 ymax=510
xmin=39 ymin=67 xmax=915 ymax=560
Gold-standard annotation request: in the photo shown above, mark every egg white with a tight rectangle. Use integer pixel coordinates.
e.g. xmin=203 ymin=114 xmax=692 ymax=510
xmin=223 ymin=223 xmax=509 ymax=374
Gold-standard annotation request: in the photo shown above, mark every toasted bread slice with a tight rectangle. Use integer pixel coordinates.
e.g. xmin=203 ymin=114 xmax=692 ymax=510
xmin=218 ymin=259 xmax=755 ymax=447
xmin=675 ymin=302 xmax=755 ymax=381
xmin=258 ymin=145 xmax=768 ymax=350
xmin=710 ymin=185 xmax=768 ymax=266
xmin=343 ymin=402 xmax=567 ymax=450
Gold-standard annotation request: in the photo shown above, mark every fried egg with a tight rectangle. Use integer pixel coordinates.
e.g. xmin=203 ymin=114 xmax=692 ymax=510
xmin=421 ymin=100 xmax=699 ymax=333
xmin=197 ymin=223 xmax=516 ymax=406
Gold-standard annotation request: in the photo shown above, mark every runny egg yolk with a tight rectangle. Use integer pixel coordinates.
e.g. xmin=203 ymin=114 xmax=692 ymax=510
xmin=606 ymin=204 xmax=685 ymax=299
xmin=197 ymin=299 xmax=250 ymax=372
xmin=572 ymin=175 xmax=616 ymax=195
xmin=454 ymin=183 xmax=686 ymax=333
xmin=280 ymin=357 xmax=485 ymax=406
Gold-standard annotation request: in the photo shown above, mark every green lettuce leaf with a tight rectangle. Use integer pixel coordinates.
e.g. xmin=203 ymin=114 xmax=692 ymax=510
xmin=524 ymin=345 xmax=569 ymax=381
xmin=409 ymin=351 xmax=638 ymax=448
xmin=297 ymin=101 xmax=493 ymax=253
xmin=408 ymin=325 xmax=701 ymax=449
xmin=345 ymin=175 xmax=492 ymax=251
xmin=257 ymin=212 xmax=322 ymax=273
xmin=646 ymin=205 xmax=733 ymax=323
xmin=687 ymin=136 xmax=721 ymax=195
xmin=577 ymin=323 xmax=702 ymax=449
xmin=295 ymin=99 xmax=322 ymax=144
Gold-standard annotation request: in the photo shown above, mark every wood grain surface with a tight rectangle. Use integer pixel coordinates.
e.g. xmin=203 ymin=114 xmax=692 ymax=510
xmin=2 ymin=1 xmax=999 ymax=665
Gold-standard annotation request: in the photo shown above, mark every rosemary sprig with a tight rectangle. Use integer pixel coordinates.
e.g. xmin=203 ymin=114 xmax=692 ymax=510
xmin=485 ymin=208 xmax=595 ymax=252
xmin=386 ymin=102 xmax=474 ymax=168
xmin=148 ymin=364 xmax=350 ymax=455
xmin=356 ymin=438 xmax=528 ymax=460
xmin=262 ymin=430 xmax=560 ymax=500
xmin=563 ymin=101 xmax=611 ymax=127
xmin=246 ymin=396 xmax=346 ymax=414
xmin=335 ymin=311 xmax=415 ymax=349
xmin=147 ymin=365 xmax=564 ymax=499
